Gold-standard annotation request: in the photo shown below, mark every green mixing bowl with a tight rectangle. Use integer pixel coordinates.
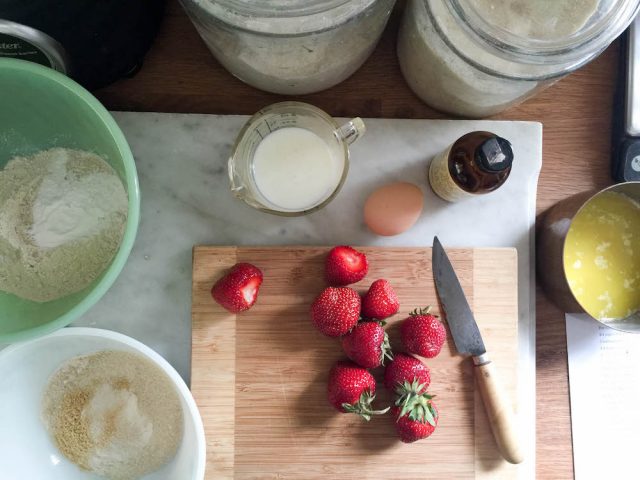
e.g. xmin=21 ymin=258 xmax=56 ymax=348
xmin=0 ymin=59 xmax=140 ymax=343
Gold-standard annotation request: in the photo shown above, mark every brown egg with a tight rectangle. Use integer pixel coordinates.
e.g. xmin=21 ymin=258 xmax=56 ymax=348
xmin=364 ymin=182 xmax=424 ymax=236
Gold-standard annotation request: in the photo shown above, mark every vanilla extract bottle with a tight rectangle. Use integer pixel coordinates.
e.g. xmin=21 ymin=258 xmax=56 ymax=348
xmin=429 ymin=131 xmax=513 ymax=202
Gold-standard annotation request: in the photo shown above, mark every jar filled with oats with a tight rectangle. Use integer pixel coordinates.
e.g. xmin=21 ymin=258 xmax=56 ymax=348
xmin=398 ymin=0 xmax=640 ymax=117
xmin=181 ymin=0 xmax=396 ymax=95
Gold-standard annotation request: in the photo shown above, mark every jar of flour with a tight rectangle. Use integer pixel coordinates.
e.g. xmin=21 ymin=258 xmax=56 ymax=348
xmin=180 ymin=0 xmax=395 ymax=94
xmin=398 ymin=0 xmax=640 ymax=118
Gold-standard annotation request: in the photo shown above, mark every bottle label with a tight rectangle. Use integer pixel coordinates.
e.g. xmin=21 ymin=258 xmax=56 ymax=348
xmin=428 ymin=146 xmax=474 ymax=202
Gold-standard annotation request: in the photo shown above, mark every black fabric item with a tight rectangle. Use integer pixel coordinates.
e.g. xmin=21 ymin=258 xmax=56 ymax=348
xmin=0 ymin=0 xmax=166 ymax=89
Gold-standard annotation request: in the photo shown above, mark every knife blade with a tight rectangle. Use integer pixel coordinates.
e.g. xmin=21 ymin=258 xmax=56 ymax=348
xmin=432 ymin=236 xmax=523 ymax=465
xmin=432 ymin=237 xmax=486 ymax=358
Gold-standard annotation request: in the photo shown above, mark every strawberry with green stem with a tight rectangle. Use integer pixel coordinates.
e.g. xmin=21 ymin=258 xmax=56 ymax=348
xmin=341 ymin=321 xmax=393 ymax=368
xmin=327 ymin=360 xmax=389 ymax=421
xmin=400 ymin=306 xmax=447 ymax=359
xmin=392 ymin=392 xmax=438 ymax=443
xmin=384 ymin=353 xmax=431 ymax=393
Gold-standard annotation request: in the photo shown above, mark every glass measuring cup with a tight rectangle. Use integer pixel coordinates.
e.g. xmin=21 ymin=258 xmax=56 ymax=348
xmin=228 ymin=102 xmax=365 ymax=216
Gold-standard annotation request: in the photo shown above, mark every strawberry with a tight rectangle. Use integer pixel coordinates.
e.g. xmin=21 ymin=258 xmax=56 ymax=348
xmin=211 ymin=263 xmax=263 ymax=313
xmin=400 ymin=307 xmax=447 ymax=359
xmin=341 ymin=321 xmax=393 ymax=368
xmin=327 ymin=360 xmax=389 ymax=420
xmin=383 ymin=353 xmax=430 ymax=393
xmin=392 ymin=395 xmax=438 ymax=443
xmin=310 ymin=287 xmax=361 ymax=337
xmin=325 ymin=246 xmax=369 ymax=286
xmin=361 ymin=279 xmax=400 ymax=319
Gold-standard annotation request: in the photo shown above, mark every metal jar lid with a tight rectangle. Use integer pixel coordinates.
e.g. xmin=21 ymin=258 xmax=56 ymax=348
xmin=0 ymin=19 xmax=70 ymax=74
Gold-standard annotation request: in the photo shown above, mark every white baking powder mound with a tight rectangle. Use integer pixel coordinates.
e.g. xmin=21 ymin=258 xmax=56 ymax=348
xmin=0 ymin=148 xmax=128 ymax=302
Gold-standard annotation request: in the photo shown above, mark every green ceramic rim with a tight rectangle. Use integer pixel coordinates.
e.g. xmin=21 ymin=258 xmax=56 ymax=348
xmin=0 ymin=59 xmax=140 ymax=343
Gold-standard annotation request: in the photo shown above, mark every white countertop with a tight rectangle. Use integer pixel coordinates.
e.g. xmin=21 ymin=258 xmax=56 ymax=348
xmin=70 ymin=112 xmax=541 ymax=478
xmin=76 ymin=111 xmax=541 ymax=379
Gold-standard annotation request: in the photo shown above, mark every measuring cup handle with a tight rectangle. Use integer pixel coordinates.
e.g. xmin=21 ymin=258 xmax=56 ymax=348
xmin=334 ymin=117 xmax=366 ymax=146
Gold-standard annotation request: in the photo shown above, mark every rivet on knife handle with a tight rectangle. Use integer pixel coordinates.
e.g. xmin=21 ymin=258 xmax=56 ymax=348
xmin=473 ymin=353 xmax=524 ymax=464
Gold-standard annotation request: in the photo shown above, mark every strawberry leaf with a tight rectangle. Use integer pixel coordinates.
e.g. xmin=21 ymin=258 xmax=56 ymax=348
xmin=342 ymin=390 xmax=390 ymax=421
xmin=395 ymin=389 xmax=437 ymax=426
xmin=380 ymin=331 xmax=394 ymax=366
xmin=409 ymin=306 xmax=438 ymax=317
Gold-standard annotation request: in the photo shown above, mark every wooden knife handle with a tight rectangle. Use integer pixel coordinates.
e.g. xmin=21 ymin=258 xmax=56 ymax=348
xmin=474 ymin=357 xmax=524 ymax=464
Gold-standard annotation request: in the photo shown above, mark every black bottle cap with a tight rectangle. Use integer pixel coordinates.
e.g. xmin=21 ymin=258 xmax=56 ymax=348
xmin=475 ymin=136 xmax=513 ymax=173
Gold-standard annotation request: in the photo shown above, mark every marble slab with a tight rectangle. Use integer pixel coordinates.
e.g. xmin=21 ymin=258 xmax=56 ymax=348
xmin=71 ymin=112 xmax=541 ymax=477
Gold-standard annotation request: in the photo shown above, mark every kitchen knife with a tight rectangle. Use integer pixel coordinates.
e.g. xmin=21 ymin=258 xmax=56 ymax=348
xmin=432 ymin=237 xmax=523 ymax=464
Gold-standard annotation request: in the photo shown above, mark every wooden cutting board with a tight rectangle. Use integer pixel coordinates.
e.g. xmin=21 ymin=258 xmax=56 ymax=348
xmin=191 ymin=246 xmax=519 ymax=480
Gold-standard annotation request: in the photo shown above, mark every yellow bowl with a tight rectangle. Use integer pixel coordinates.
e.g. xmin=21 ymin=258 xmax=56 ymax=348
xmin=563 ymin=183 xmax=640 ymax=326
xmin=538 ymin=182 xmax=640 ymax=332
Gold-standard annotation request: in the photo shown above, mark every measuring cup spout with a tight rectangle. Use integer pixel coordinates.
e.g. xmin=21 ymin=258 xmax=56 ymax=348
xmin=334 ymin=117 xmax=366 ymax=145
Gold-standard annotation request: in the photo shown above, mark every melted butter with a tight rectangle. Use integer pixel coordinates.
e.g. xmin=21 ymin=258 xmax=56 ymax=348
xmin=564 ymin=191 xmax=640 ymax=320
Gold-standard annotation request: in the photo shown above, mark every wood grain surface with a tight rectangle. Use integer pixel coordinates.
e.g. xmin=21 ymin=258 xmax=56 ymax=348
xmin=191 ymin=246 xmax=519 ymax=479
xmin=96 ymin=2 xmax=621 ymax=477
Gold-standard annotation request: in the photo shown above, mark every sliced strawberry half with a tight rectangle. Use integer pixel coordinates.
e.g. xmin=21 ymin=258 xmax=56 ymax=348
xmin=211 ymin=263 xmax=263 ymax=313
xmin=325 ymin=246 xmax=369 ymax=286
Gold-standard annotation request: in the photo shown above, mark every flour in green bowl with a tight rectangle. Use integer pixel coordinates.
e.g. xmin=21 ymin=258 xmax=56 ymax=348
xmin=0 ymin=148 xmax=128 ymax=302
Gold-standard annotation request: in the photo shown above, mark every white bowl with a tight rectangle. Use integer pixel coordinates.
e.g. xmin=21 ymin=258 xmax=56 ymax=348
xmin=0 ymin=327 xmax=206 ymax=480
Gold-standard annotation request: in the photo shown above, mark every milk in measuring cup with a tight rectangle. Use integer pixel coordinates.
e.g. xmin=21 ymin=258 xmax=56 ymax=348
xmin=252 ymin=127 xmax=343 ymax=211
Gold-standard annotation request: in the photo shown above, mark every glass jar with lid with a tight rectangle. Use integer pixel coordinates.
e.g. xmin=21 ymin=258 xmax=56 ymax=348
xmin=180 ymin=0 xmax=396 ymax=95
xmin=398 ymin=0 xmax=640 ymax=118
